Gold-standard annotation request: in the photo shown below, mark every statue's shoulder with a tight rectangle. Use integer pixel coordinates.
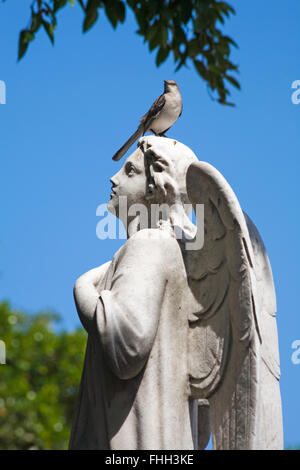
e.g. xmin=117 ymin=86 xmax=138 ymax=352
xmin=120 ymin=228 xmax=180 ymax=262
xmin=129 ymin=227 xmax=179 ymax=246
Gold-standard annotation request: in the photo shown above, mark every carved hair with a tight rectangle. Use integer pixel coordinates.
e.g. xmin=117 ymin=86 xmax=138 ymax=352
xmin=138 ymin=136 xmax=198 ymax=238
xmin=138 ymin=136 xmax=198 ymax=208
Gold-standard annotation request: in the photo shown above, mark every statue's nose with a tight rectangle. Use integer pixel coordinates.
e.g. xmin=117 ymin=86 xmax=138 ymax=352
xmin=110 ymin=176 xmax=118 ymax=186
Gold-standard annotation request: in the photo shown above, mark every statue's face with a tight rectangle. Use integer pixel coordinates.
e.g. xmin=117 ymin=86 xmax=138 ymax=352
xmin=108 ymin=147 xmax=148 ymax=218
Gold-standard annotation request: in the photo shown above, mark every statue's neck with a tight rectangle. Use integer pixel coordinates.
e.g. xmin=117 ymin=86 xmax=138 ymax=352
xmin=127 ymin=216 xmax=143 ymax=238
xmin=125 ymin=205 xmax=196 ymax=240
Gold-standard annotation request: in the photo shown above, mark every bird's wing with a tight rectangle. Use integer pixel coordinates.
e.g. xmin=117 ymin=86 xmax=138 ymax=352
xmin=112 ymin=94 xmax=166 ymax=161
xmin=185 ymin=161 xmax=283 ymax=449
xmin=140 ymin=93 xmax=166 ymax=131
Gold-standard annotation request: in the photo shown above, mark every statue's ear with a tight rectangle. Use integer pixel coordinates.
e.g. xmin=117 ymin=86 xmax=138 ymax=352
xmin=144 ymin=148 xmax=159 ymax=201
xmin=145 ymin=179 xmax=156 ymax=201
xmin=144 ymin=147 xmax=171 ymax=201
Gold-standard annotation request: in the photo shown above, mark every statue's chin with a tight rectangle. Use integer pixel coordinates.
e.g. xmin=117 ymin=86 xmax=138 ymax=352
xmin=107 ymin=197 xmax=119 ymax=217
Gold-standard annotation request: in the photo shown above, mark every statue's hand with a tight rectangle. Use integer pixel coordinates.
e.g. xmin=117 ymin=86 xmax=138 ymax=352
xmin=73 ymin=262 xmax=111 ymax=333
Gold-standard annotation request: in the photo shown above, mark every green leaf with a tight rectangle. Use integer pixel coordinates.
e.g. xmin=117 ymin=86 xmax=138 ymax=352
xmin=18 ymin=30 xmax=34 ymax=61
xmin=127 ymin=0 xmax=136 ymax=8
xmin=216 ymin=38 xmax=230 ymax=56
xmin=77 ymin=0 xmax=85 ymax=11
xmin=172 ymin=47 xmax=181 ymax=63
xmin=115 ymin=1 xmax=126 ymax=23
xmin=193 ymin=15 xmax=206 ymax=31
xmin=83 ymin=0 xmax=101 ymax=32
xmin=187 ymin=38 xmax=201 ymax=58
xmin=135 ymin=7 xmax=148 ymax=33
xmin=172 ymin=24 xmax=186 ymax=46
xmin=193 ymin=59 xmax=207 ymax=80
xmin=160 ymin=24 xmax=168 ymax=48
xmin=175 ymin=52 xmax=187 ymax=72
xmin=225 ymin=74 xmax=240 ymax=90
xmin=54 ymin=0 xmax=68 ymax=12
xmin=156 ymin=46 xmax=169 ymax=66
xmin=208 ymin=63 xmax=223 ymax=74
xmin=223 ymin=35 xmax=238 ymax=48
xmin=83 ymin=8 xmax=99 ymax=32
xmin=216 ymin=2 xmax=236 ymax=16
xmin=30 ymin=12 xmax=42 ymax=34
xmin=215 ymin=10 xmax=225 ymax=24
xmin=195 ymin=0 xmax=209 ymax=14
xmin=181 ymin=5 xmax=192 ymax=24
xmin=148 ymin=22 xmax=161 ymax=51
xmin=42 ymin=21 xmax=55 ymax=44
xmin=218 ymin=98 xmax=235 ymax=106
xmin=105 ymin=2 xmax=119 ymax=29
xmin=146 ymin=21 xmax=158 ymax=42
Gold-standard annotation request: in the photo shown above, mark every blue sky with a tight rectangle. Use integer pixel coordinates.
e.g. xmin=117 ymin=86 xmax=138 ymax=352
xmin=0 ymin=0 xmax=299 ymax=448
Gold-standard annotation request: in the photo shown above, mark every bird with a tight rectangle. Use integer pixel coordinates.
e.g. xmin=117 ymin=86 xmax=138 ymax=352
xmin=112 ymin=80 xmax=182 ymax=161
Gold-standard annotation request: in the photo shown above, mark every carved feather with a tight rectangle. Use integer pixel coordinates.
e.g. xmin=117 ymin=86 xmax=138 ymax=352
xmin=185 ymin=161 xmax=283 ymax=449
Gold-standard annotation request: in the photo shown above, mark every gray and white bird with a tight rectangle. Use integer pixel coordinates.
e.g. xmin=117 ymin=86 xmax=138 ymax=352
xmin=112 ymin=80 xmax=182 ymax=161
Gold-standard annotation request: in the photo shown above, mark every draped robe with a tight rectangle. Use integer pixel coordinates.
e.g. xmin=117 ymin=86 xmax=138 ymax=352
xmin=69 ymin=228 xmax=197 ymax=450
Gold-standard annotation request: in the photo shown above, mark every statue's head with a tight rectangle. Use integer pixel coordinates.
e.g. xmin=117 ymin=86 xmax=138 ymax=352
xmin=108 ymin=136 xmax=198 ymax=234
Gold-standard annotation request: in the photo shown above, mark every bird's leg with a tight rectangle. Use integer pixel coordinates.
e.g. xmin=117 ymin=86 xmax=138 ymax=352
xmin=158 ymin=126 xmax=171 ymax=137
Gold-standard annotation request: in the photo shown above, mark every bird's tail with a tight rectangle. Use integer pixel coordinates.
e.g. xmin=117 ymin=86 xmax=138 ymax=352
xmin=112 ymin=124 xmax=144 ymax=161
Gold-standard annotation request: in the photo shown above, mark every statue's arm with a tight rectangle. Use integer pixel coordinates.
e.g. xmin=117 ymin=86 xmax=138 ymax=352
xmin=95 ymin=232 xmax=174 ymax=380
xmin=73 ymin=261 xmax=111 ymax=333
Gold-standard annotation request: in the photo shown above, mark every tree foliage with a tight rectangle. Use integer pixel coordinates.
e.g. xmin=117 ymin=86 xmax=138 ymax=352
xmin=11 ymin=0 xmax=239 ymax=105
xmin=0 ymin=301 xmax=86 ymax=450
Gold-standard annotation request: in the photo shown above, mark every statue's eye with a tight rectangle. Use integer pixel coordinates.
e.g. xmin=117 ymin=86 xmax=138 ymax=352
xmin=152 ymin=162 xmax=163 ymax=173
xmin=125 ymin=163 xmax=135 ymax=176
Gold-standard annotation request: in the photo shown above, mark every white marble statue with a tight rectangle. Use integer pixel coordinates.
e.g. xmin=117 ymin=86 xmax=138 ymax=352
xmin=69 ymin=136 xmax=283 ymax=450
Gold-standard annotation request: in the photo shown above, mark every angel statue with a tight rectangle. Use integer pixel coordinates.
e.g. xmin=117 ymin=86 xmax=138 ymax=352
xmin=69 ymin=136 xmax=283 ymax=450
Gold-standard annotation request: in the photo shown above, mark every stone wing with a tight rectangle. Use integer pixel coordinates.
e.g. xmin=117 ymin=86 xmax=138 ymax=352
xmin=184 ymin=161 xmax=283 ymax=449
